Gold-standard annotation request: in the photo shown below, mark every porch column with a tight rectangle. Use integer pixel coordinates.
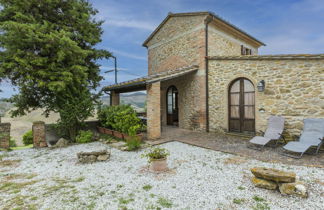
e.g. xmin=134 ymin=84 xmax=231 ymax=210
xmin=147 ymin=82 xmax=161 ymax=139
xmin=110 ymin=91 xmax=120 ymax=106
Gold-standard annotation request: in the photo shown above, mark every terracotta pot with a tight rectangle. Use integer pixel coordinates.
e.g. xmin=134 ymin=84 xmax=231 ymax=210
xmin=149 ymin=158 xmax=168 ymax=172
xmin=104 ymin=128 xmax=114 ymax=135
xmin=113 ymin=131 xmax=124 ymax=139
xmin=97 ymin=126 xmax=105 ymax=133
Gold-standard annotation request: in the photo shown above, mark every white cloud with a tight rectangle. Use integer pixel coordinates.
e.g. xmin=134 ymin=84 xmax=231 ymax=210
xmin=104 ymin=19 xmax=156 ymax=31
xmin=108 ymin=48 xmax=147 ymax=61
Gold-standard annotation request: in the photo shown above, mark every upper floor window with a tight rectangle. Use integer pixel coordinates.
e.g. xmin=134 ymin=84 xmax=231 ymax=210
xmin=241 ymin=45 xmax=252 ymax=55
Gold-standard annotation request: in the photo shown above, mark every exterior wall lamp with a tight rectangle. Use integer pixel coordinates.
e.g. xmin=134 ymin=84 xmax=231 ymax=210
xmin=257 ymin=80 xmax=265 ymax=92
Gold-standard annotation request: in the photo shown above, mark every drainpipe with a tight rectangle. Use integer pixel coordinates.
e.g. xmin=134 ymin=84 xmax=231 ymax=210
xmin=205 ymin=16 xmax=212 ymax=132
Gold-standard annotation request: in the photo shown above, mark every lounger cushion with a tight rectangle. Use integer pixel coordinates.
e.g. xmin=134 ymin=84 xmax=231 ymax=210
xmin=283 ymin=142 xmax=312 ymax=153
xmin=250 ymin=136 xmax=272 ymax=145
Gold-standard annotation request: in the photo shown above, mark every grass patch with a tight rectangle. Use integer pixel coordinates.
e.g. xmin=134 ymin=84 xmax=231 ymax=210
xmin=252 ymin=202 xmax=270 ymax=210
xmin=157 ymin=197 xmax=173 ymax=208
xmin=0 ymin=180 xmax=37 ymax=193
xmin=233 ymin=198 xmax=245 ymax=204
xmin=72 ymin=176 xmax=85 ymax=182
xmin=253 ymin=195 xmax=266 ymax=202
xmin=10 ymin=145 xmax=33 ymax=150
xmin=237 ymin=186 xmax=245 ymax=190
xmin=0 ymin=159 xmax=21 ymax=167
xmin=118 ymin=197 xmax=134 ymax=205
xmin=143 ymin=184 xmax=153 ymax=191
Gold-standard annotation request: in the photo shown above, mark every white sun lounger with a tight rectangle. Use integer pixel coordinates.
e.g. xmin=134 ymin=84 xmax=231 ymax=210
xmin=282 ymin=118 xmax=324 ymax=158
xmin=249 ymin=116 xmax=285 ymax=150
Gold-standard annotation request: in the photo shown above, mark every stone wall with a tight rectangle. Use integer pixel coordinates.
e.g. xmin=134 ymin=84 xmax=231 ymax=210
xmin=0 ymin=123 xmax=10 ymax=149
xmin=33 ymin=121 xmax=47 ymax=148
xmin=208 ymin=22 xmax=258 ymax=56
xmin=161 ymin=72 xmax=206 ymax=130
xmin=208 ymin=55 xmax=324 ymax=137
xmin=146 ymin=15 xmax=207 ymax=76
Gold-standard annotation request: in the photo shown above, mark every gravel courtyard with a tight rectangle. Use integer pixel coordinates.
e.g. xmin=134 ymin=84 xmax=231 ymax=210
xmin=1 ymin=141 xmax=323 ymax=210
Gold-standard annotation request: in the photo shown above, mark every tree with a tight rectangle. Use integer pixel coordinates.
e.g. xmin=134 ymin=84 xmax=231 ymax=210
xmin=0 ymin=0 xmax=111 ymax=140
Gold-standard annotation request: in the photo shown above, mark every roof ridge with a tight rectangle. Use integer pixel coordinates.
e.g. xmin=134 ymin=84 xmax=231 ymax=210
xmin=142 ymin=11 xmax=265 ymax=47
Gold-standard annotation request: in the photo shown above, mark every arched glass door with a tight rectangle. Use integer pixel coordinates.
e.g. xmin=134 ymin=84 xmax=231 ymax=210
xmin=229 ymin=78 xmax=255 ymax=133
xmin=166 ymin=86 xmax=179 ymax=126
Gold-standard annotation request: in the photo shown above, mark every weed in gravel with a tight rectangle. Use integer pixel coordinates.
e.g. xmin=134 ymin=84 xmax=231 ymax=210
xmin=72 ymin=176 xmax=85 ymax=182
xmin=233 ymin=198 xmax=245 ymax=204
xmin=157 ymin=197 xmax=173 ymax=208
xmin=238 ymin=186 xmax=245 ymax=190
xmin=253 ymin=195 xmax=266 ymax=202
xmin=0 ymin=159 xmax=21 ymax=167
xmin=118 ymin=197 xmax=134 ymax=205
xmin=0 ymin=180 xmax=37 ymax=193
xmin=146 ymin=203 xmax=162 ymax=210
xmin=252 ymin=202 xmax=270 ymax=210
xmin=117 ymin=184 xmax=124 ymax=189
xmin=0 ymin=153 xmax=9 ymax=161
xmin=43 ymin=183 xmax=75 ymax=195
xmin=150 ymin=193 xmax=156 ymax=198
xmin=143 ymin=184 xmax=153 ymax=191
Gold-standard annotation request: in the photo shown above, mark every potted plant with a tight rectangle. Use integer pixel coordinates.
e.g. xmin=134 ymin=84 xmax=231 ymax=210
xmin=142 ymin=147 xmax=170 ymax=172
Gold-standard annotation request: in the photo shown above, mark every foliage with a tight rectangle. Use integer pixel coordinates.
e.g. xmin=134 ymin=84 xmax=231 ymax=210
xmin=98 ymin=105 xmax=143 ymax=136
xmin=22 ymin=130 xmax=33 ymax=145
xmin=9 ymin=137 xmax=17 ymax=147
xmin=142 ymin=184 xmax=152 ymax=191
xmin=0 ymin=0 xmax=111 ymax=141
xmin=157 ymin=197 xmax=173 ymax=208
xmin=141 ymin=147 xmax=169 ymax=162
xmin=125 ymin=136 xmax=141 ymax=151
xmin=75 ymin=130 xmax=93 ymax=143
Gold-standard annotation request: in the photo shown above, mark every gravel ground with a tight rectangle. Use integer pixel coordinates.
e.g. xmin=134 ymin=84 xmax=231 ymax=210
xmin=0 ymin=141 xmax=323 ymax=210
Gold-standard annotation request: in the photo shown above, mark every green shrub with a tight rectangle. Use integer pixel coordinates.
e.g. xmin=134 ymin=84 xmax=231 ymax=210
xmin=22 ymin=130 xmax=33 ymax=145
xmin=126 ymin=136 xmax=141 ymax=151
xmin=9 ymin=137 xmax=17 ymax=147
xmin=76 ymin=130 xmax=93 ymax=143
xmin=98 ymin=105 xmax=143 ymax=136
xmin=142 ymin=147 xmax=169 ymax=162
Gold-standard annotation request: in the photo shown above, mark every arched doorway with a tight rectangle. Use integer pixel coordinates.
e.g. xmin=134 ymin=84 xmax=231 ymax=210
xmin=228 ymin=78 xmax=255 ymax=133
xmin=166 ymin=86 xmax=179 ymax=126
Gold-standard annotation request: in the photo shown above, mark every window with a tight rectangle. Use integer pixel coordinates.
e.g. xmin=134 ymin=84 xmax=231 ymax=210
xmin=241 ymin=45 xmax=252 ymax=55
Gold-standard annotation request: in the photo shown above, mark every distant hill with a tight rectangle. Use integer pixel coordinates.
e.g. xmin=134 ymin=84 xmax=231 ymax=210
xmin=0 ymin=98 xmax=13 ymax=116
xmin=101 ymin=92 xmax=146 ymax=112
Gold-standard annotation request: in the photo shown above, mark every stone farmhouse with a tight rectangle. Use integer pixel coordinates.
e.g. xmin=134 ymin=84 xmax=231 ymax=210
xmin=104 ymin=12 xmax=324 ymax=140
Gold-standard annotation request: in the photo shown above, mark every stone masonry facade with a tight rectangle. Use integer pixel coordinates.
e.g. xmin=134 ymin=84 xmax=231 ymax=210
xmin=144 ymin=13 xmax=260 ymax=133
xmin=0 ymin=123 xmax=10 ymax=149
xmin=208 ymin=56 xmax=324 ymax=138
xmin=146 ymin=14 xmax=208 ymax=131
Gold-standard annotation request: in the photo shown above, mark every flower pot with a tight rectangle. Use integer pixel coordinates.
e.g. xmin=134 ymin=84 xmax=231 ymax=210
xmin=149 ymin=158 xmax=168 ymax=172
xmin=113 ymin=131 xmax=124 ymax=139
xmin=104 ymin=128 xmax=114 ymax=135
xmin=97 ymin=126 xmax=105 ymax=134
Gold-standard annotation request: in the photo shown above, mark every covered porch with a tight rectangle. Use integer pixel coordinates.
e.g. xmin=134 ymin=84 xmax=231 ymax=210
xmin=103 ymin=65 xmax=201 ymax=139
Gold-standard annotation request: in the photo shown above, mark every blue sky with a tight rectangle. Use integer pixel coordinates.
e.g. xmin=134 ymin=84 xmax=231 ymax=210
xmin=1 ymin=0 xmax=324 ymax=98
